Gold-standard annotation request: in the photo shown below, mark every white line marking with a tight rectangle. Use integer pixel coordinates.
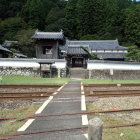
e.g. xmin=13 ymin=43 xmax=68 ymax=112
xmin=81 ymin=82 xmax=88 ymax=126
xmin=35 ymin=96 xmax=53 ymax=114
xmin=53 ymin=92 xmax=58 ymax=95
xmin=82 ymin=115 xmax=88 ymax=125
xmin=17 ymin=83 xmax=67 ymax=132
xmin=17 ymin=119 xmax=35 ymax=132
xmin=81 ymin=95 xmax=86 ymax=111
xmin=35 ymin=83 xmax=66 ymax=114
xmin=83 ymin=133 xmax=88 ymax=139
xmin=81 ymin=82 xmax=84 ymax=91
xmin=57 ymin=82 xmax=67 ymax=92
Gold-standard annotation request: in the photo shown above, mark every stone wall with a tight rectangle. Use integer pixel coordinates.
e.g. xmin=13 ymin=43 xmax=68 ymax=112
xmin=0 ymin=67 xmax=40 ymax=77
xmin=88 ymin=69 xmax=140 ymax=80
xmin=47 ymin=68 xmax=67 ymax=78
xmin=0 ymin=67 xmax=67 ymax=78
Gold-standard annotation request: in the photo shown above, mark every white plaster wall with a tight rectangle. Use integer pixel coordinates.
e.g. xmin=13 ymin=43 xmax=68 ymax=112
xmin=87 ymin=62 xmax=140 ymax=70
xmin=52 ymin=61 xmax=66 ymax=69
xmin=0 ymin=61 xmax=40 ymax=68
xmin=0 ymin=60 xmax=66 ymax=69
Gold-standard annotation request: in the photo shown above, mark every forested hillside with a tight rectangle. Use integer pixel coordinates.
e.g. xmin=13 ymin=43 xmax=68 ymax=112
xmin=0 ymin=0 xmax=140 ymax=57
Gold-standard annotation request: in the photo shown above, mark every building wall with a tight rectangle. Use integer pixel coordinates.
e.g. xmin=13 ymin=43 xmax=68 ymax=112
xmin=36 ymin=40 xmax=59 ymax=59
xmin=0 ymin=59 xmax=67 ymax=78
xmin=87 ymin=69 xmax=140 ymax=80
xmin=0 ymin=67 xmax=40 ymax=77
xmin=87 ymin=60 xmax=140 ymax=80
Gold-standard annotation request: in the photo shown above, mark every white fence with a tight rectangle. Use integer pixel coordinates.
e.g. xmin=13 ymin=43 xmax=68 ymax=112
xmin=87 ymin=60 xmax=140 ymax=70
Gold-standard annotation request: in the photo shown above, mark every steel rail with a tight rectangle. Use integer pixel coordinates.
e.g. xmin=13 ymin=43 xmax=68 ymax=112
xmin=1 ymin=92 xmax=140 ymax=99
xmin=0 ymin=91 xmax=53 ymax=95
xmin=0 ymin=84 xmax=61 ymax=88
xmin=87 ymin=93 xmax=140 ymax=97
xmin=91 ymin=89 xmax=140 ymax=92
xmin=84 ymin=83 xmax=140 ymax=87
xmin=0 ymin=95 xmax=50 ymax=100
xmin=1 ymin=108 xmax=140 ymax=121
xmin=1 ymin=122 xmax=140 ymax=140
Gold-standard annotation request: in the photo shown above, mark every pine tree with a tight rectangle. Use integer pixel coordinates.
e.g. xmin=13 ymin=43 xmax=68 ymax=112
xmin=65 ymin=0 xmax=78 ymax=39
xmin=77 ymin=0 xmax=106 ymax=38
xmin=124 ymin=4 xmax=140 ymax=46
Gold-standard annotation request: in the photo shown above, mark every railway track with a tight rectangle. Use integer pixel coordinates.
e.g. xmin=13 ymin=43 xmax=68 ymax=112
xmin=84 ymin=83 xmax=140 ymax=87
xmin=0 ymin=84 xmax=61 ymax=88
xmin=1 ymin=83 xmax=140 ymax=99
xmin=1 ymin=89 xmax=140 ymax=99
xmin=87 ymin=89 xmax=140 ymax=97
xmin=0 ymin=84 xmax=61 ymax=99
xmin=84 ymin=84 xmax=140 ymax=97
xmin=0 ymin=92 xmax=52 ymax=99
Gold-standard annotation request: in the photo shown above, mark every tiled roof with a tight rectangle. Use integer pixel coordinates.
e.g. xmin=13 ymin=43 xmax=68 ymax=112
xmin=2 ymin=40 xmax=18 ymax=47
xmin=66 ymin=40 xmax=127 ymax=50
xmin=67 ymin=46 xmax=88 ymax=55
xmin=0 ymin=45 xmax=12 ymax=52
xmin=14 ymin=53 xmax=27 ymax=58
xmin=32 ymin=31 xmax=64 ymax=40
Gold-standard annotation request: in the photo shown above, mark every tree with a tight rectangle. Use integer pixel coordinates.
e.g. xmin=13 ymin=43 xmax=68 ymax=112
xmin=46 ymin=7 xmax=65 ymax=25
xmin=45 ymin=18 xmax=73 ymax=39
xmin=125 ymin=45 xmax=140 ymax=61
xmin=0 ymin=0 xmax=26 ymax=20
xmin=103 ymin=0 xmax=132 ymax=41
xmin=80 ymin=34 xmax=100 ymax=40
xmin=0 ymin=17 xmax=26 ymax=43
xmin=21 ymin=0 xmax=46 ymax=29
xmin=14 ymin=29 xmax=36 ymax=57
xmin=80 ymin=46 xmax=98 ymax=60
xmin=77 ymin=0 xmax=106 ymax=38
xmin=123 ymin=4 xmax=140 ymax=46
xmin=64 ymin=0 xmax=78 ymax=39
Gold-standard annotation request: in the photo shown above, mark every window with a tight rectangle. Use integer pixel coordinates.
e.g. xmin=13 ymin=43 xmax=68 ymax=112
xmin=43 ymin=46 xmax=52 ymax=54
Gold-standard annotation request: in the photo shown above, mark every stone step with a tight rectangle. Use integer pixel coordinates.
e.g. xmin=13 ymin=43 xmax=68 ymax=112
xmin=70 ymin=68 xmax=86 ymax=79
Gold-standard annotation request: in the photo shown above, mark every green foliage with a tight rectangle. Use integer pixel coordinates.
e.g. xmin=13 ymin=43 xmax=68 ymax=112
xmin=45 ymin=18 xmax=75 ymax=39
xmin=20 ymin=0 xmax=45 ymax=29
xmin=0 ymin=0 xmax=26 ymax=20
xmin=125 ymin=46 xmax=140 ymax=62
xmin=80 ymin=34 xmax=100 ymax=40
xmin=0 ymin=0 xmax=140 ymax=57
xmin=46 ymin=7 xmax=65 ymax=25
xmin=80 ymin=46 xmax=98 ymax=60
xmin=2 ymin=75 xmax=70 ymax=85
xmin=77 ymin=0 xmax=106 ymax=38
xmin=123 ymin=4 xmax=140 ymax=46
xmin=14 ymin=29 xmax=36 ymax=57
xmin=0 ymin=17 xmax=26 ymax=43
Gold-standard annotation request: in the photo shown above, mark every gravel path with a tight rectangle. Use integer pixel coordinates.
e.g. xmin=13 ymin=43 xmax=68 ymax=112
xmin=89 ymin=96 xmax=140 ymax=123
xmin=92 ymin=96 xmax=140 ymax=110
xmin=0 ymin=87 xmax=57 ymax=93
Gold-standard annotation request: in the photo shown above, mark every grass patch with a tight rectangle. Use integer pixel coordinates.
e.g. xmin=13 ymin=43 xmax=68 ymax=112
xmin=1 ymin=75 xmax=70 ymax=85
xmin=87 ymin=102 xmax=140 ymax=140
xmin=82 ymin=79 xmax=140 ymax=84
xmin=0 ymin=104 xmax=40 ymax=134
xmin=103 ymin=126 xmax=140 ymax=140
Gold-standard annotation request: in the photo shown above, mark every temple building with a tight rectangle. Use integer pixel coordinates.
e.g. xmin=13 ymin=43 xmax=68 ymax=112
xmin=32 ymin=31 xmax=128 ymax=68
